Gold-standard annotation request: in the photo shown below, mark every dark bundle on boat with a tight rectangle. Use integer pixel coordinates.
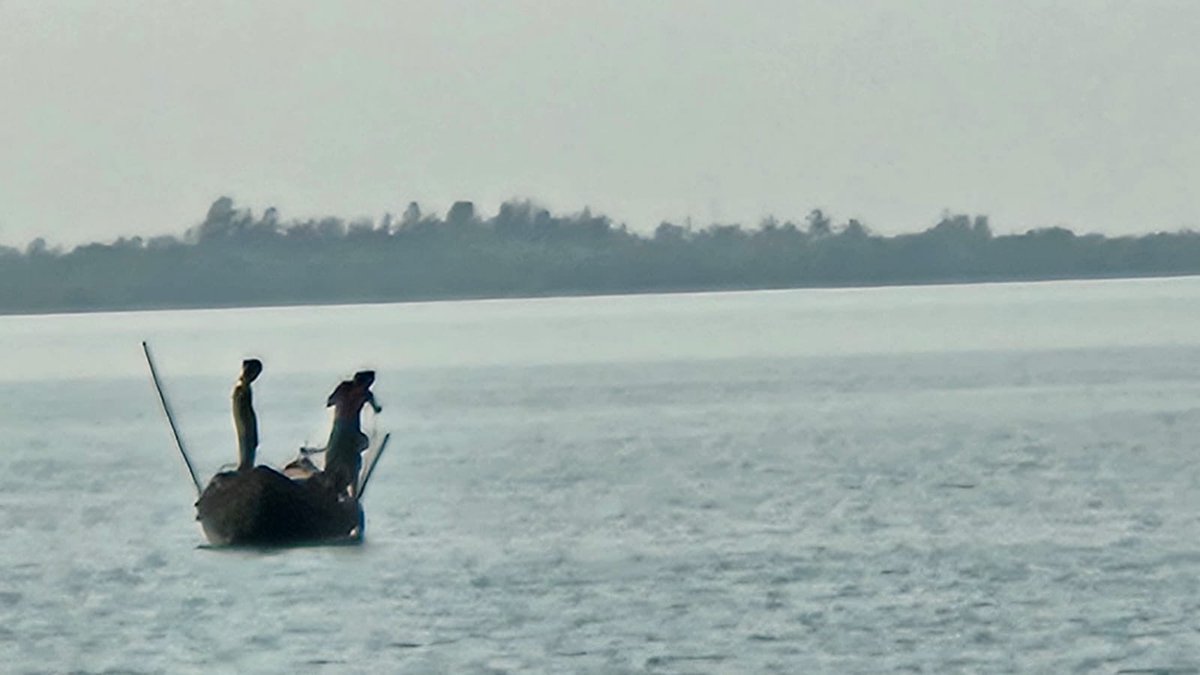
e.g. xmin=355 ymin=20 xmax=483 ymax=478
xmin=195 ymin=466 xmax=363 ymax=546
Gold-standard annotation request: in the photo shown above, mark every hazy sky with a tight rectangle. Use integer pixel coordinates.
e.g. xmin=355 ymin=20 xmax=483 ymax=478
xmin=2 ymin=1 xmax=1198 ymax=246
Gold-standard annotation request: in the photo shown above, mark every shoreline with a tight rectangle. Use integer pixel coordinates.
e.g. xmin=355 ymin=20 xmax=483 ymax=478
xmin=2 ymin=271 xmax=1197 ymax=319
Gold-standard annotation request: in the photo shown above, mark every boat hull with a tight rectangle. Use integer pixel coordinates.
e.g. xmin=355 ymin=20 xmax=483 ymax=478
xmin=195 ymin=466 xmax=363 ymax=546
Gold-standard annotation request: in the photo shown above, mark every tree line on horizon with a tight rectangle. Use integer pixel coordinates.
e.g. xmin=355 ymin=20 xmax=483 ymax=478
xmin=1 ymin=196 xmax=1198 ymax=314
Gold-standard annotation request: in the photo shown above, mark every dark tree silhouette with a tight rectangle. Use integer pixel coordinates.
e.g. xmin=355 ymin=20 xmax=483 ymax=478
xmin=0 ymin=196 xmax=1197 ymax=314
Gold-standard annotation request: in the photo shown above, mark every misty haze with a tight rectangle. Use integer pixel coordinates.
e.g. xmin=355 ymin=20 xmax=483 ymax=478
xmin=3 ymin=2 xmax=1199 ymax=673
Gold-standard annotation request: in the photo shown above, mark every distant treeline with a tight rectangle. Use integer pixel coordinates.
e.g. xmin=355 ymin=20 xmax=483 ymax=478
xmin=2 ymin=197 xmax=1199 ymax=314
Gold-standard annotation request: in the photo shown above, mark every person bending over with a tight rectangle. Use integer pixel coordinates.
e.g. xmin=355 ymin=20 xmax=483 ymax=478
xmin=322 ymin=370 xmax=382 ymax=498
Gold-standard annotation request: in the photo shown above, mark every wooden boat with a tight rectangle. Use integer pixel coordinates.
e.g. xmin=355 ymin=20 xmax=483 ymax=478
xmin=140 ymin=342 xmax=389 ymax=547
xmin=195 ymin=466 xmax=363 ymax=546
xmin=194 ymin=434 xmax=390 ymax=546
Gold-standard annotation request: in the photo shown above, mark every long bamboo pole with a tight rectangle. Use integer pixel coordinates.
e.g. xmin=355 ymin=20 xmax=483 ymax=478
xmin=142 ymin=341 xmax=203 ymax=497
xmin=357 ymin=433 xmax=391 ymax=500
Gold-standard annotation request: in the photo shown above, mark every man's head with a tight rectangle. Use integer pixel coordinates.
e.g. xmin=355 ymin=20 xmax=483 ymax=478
xmin=353 ymin=370 xmax=375 ymax=387
xmin=242 ymin=359 xmax=263 ymax=382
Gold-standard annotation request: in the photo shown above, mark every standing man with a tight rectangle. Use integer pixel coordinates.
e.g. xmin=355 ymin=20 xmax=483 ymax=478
xmin=323 ymin=370 xmax=382 ymax=498
xmin=233 ymin=358 xmax=263 ymax=472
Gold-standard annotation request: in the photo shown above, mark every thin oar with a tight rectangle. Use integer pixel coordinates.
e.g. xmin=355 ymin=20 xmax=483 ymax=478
xmin=357 ymin=433 xmax=391 ymax=500
xmin=142 ymin=341 xmax=203 ymax=497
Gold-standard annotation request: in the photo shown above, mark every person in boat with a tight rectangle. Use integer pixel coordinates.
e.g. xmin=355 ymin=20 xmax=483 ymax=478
xmin=232 ymin=358 xmax=263 ymax=472
xmin=322 ymin=370 xmax=382 ymax=498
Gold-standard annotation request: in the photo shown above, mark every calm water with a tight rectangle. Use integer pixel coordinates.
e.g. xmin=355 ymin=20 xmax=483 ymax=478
xmin=2 ymin=280 xmax=1200 ymax=673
